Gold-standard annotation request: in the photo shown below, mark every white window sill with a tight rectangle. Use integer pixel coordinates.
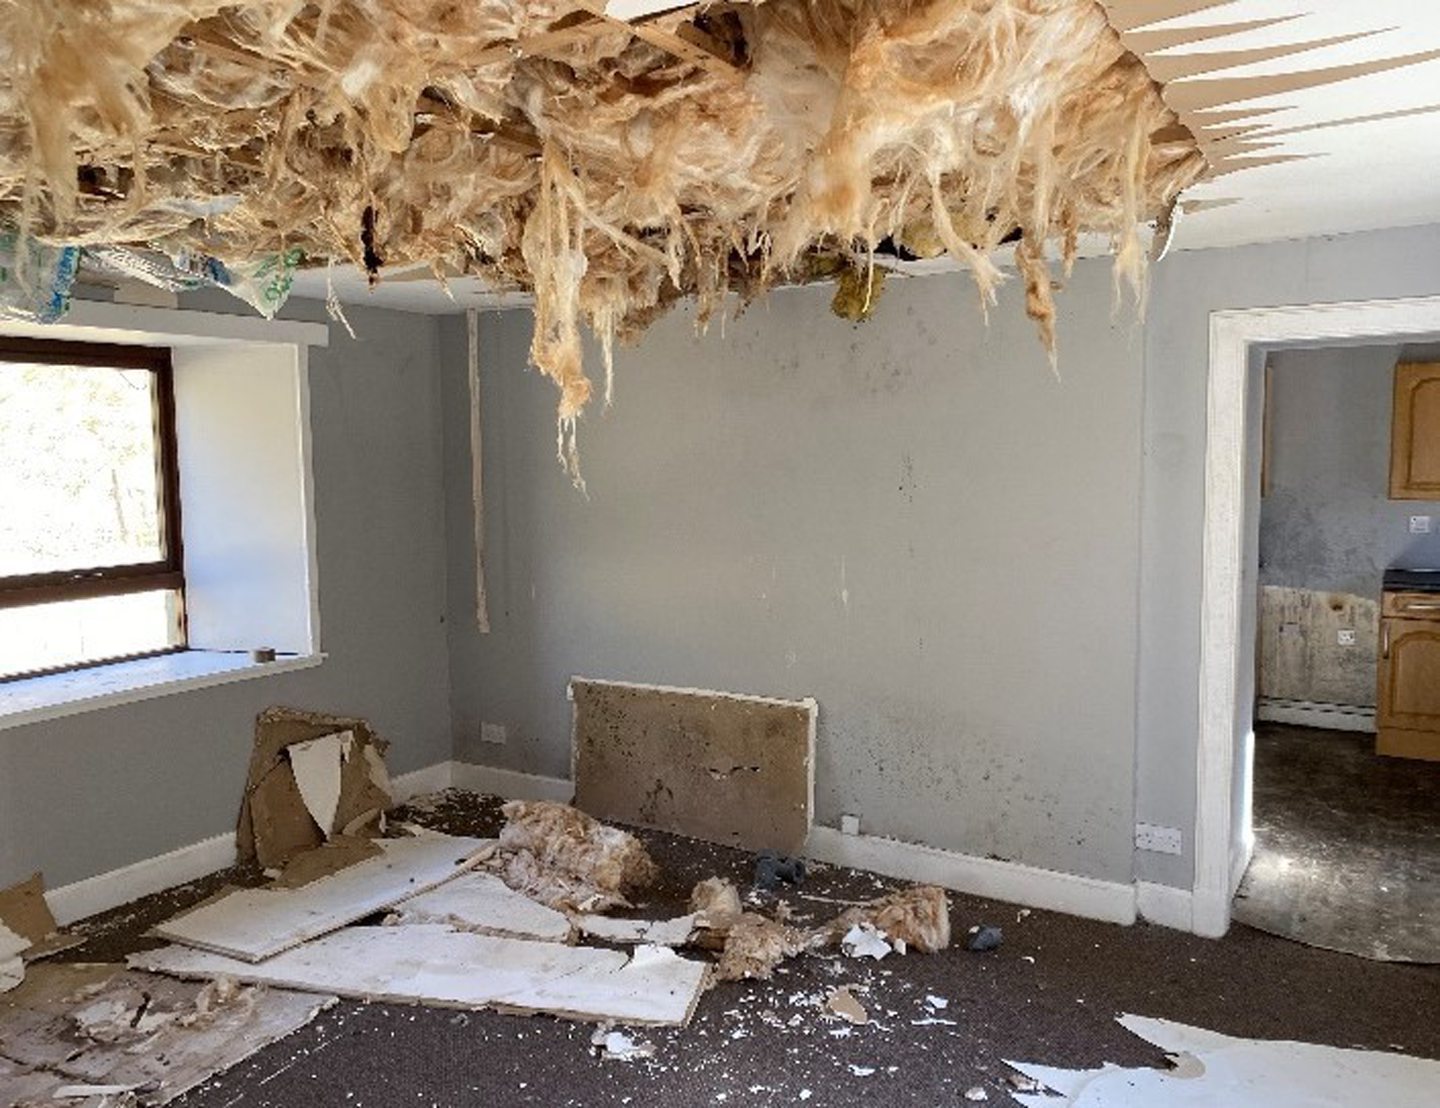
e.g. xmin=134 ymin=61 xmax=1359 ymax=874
xmin=0 ymin=650 xmax=324 ymax=731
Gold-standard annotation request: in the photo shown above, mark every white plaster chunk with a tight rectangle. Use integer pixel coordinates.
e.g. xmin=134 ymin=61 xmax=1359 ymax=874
xmin=391 ymin=873 xmax=572 ymax=942
xmin=578 ymin=913 xmax=698 ymax=947
xmin=1006 ymin=1015 xmax=1440 ymax=1108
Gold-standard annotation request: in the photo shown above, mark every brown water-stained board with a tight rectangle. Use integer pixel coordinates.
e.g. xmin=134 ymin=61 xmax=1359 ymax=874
xmin=570 ymin=678 xmax=816 ymax=854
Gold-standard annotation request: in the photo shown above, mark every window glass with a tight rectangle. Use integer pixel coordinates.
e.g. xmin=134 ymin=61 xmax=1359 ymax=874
xmin=0 ymin=590 xmax=183 ymax=680
xmin=0 ymin=361 xmax=165 ymax=576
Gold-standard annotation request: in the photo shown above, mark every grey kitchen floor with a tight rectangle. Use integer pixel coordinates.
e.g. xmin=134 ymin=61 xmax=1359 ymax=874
xmin=1234 ymin=723 xmax=1440 ymax=962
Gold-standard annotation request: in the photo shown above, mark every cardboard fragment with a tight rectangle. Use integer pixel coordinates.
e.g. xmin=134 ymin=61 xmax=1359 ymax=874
xmin=825 ymin=986 xmax=869 ymax=1025
xmin=0 ymin=874 xmax=59 ymax=948
xmin=238 ymin=707 xmax=394 ymax=870
xmin=133 ymin=925 xmax=710 ymax=1027
xmin=274 ymin=835 xmax=384 ymax=888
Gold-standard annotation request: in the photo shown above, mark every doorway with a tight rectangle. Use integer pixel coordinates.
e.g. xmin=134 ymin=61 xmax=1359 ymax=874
xmin=1230 ymin=344 xmax=1440 ymax=960
xmin=1192 ymin=293 xmax=1440 ymax=939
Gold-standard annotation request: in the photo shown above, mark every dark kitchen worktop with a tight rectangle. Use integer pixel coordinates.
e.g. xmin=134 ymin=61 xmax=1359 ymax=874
xmin=1383 ymin=568 xmax=1440 ymax=594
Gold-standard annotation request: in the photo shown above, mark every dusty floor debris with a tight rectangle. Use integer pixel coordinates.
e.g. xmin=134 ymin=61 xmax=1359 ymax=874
xmin=716 ymin=913 xmax=814 ymax=982
xmin=0 ymin=874 xmax=80 ymax=994
xmin=0 ymin=962 xmax=333 ymax=1106
xmin=0 ymin=1 xmax=1206 ymax=475
xmin=495 ymin=800 xmax=658 ymax=913
xmin=828 ymin=885 xmax=951 ymax=954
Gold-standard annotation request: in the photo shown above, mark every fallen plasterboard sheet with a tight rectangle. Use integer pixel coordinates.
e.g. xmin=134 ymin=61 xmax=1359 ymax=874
xmin=133 ymin=924 xmax=709 ymax=1026
xmin=0 ymin=962 xmax=334 ymax=1105
xmin=570 ymin=677 xmax=817 ymax=854
xmin=578 ymin=914 xmax=697 ymax=947
xmin=287 ymin=731 xmax=352 ymax=837
xmin=153 ymin=835 xmax=493 ymax=962
xmin=1006 ymin=1015 xmax=1440 ymax=1108
xmin=389 ymin=872 xmax=572 ymax=942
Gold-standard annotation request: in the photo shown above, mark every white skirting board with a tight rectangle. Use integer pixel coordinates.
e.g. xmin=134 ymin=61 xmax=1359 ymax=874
xmin=805 ymin=826 xmax=1138 ymax=926
xmin=1135 ymin=882 xmax=1195 ymax=932
xmin=450 ymin=762 xmax=575 ymax=803
xmin=44 ymin=761 xmax=455 ymax=926
xmin=1256 ymin=698 xmax=1376 ymax=734
xmin=43 ymin=759 xmax=1203 ymax=935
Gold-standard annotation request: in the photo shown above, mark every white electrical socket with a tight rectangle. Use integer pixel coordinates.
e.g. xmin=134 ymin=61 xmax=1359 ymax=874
xmin=1135 ymin=823 xmax=1183 ymax=856
xmin=1337 ymin=629 xmax=1357 ymax=646
xmin=480 ymin=722 xmax=507 ymax=745
xmin=839 ymin=814 xmax=862 ymax=836
xmin=1411 ymin=515 xmax=1433 ymax=535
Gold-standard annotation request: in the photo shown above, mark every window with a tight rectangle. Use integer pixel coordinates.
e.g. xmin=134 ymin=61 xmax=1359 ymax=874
xmin=0 ymin=338 xmax=185 ymax=679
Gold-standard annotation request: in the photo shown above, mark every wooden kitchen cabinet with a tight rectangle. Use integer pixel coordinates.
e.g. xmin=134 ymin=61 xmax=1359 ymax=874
xmin=1377 ymin=593 xmax=1440 ymax=760
xmin=1389 ymin=362 xmax=1440 ymax=499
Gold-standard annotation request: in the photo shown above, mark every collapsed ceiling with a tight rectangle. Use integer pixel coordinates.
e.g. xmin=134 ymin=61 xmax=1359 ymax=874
xmin=1 ymin=0 xmax=1208 ymax=473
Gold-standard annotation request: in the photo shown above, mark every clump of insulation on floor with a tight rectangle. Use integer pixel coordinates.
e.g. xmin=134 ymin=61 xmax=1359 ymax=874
xmin=494 ymin=799 xmax=659 ymax=912
xmin=1 ymin=0 xmax=1204 ymax=472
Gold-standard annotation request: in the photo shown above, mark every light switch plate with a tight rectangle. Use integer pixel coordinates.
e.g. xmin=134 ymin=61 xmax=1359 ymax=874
xmin=1338 ymin=629 xmax=1357 ymax=646
xmin=1135 ymin=823 xmax=1183 ymax=856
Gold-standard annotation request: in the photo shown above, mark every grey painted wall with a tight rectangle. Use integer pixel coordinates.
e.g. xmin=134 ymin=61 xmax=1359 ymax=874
xmin=1135 ymin=223 xmax=1440 ymax=889
xmin=0 ymin=298 xmax=452 ymax=888
xmin=444 ymin=259 xmax=1147 ymax=884
xmin=1261 ymin=344 xmax=1440 ymax=597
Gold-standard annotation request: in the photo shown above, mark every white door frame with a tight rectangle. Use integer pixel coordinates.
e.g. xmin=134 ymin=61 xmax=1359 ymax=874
xmin=1194 ymin=293 xmax=1440 ymax=937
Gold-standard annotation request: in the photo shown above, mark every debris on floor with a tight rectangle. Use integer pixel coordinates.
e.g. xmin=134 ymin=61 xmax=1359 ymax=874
xmin=152 ymin=834 xmax=494 ymax=962
xmin=966 ymin=925 xmax=1005 ymax=953
xmin=690 ymin=877 xmax=744 ymax=935
xmin=824 ymin=986 xmax=869 ymax=1026
xmin=494 ymin=800 xmax=658 ymax=913
xmin=840 ymin=923 xmax=894 ymax=961
xmin=388 ymin=871 xmax=573 ymax=943
xmin=716 ymin=914 xmax=814 ymax=982
xmin=133 ymin=927 xmax=709 ymax=1026
xmin=237 ymin=707 xmax=394 ymax=870
xmin=0 ymin=962 xmax=333 ymax=1106
xmin=754 ymin=850 xmax=807 ymax=891
xmin=1006 ymin=1015 xmax=1440 ymax=1108
xmin=578 ymin=913 xmax=698 ymax=948
xmin=826 ymin=885 xmax=951 ymax=954
xmin=0 ymin=874 xmax=81 ymax=994
xmin=590 ymin=1027 xmax=656 ymax=1062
